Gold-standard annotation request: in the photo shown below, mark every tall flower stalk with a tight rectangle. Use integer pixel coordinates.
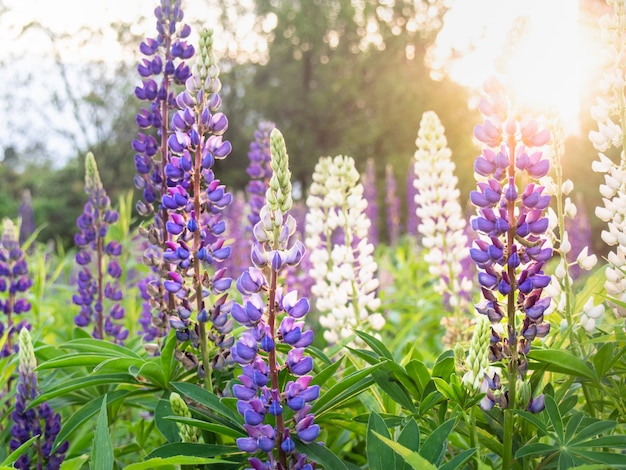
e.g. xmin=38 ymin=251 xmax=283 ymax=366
xmin=306 ymin=156 xmax=384 ymax=345
xmin=362 ymin=158 xmax=379 ymax=246
xmin=0 ymin=219 xmax=32 ymax=357
xmin=590 ymin=0 xmax=626 ymax=317
xmin=231 ymin=129 xmax=318 ymax=469
xmin=72 ymin=153 xmax=127 ymax=343
xmin=162 ymin=28 xmax=234 ymax=388
xmin=10 ymin=328 xmax=68 ymax=469
xmin=385 ymin=164 xmax=401 ymax=245
xmin=413 ymin=111 xmax=472 ymax=345
xmin=470 ymin=77 xmax=552 ymax=468
xmin=247 ymin=121 xmax=275 ymax=231
xmin=133 ymin=0 xmax=195 ymax=341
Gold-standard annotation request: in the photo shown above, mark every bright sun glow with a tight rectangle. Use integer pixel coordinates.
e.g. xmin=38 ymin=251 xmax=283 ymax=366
xmin=429 ymin=0 xmax=600 ymax=134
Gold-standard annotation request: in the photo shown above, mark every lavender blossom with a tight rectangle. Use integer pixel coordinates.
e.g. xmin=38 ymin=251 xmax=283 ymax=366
xmin=306 ymin=156 xmax=384 ymax=345
xmin=73 ymin=153 xmax=128 ymax=343
xmin=133 ymin=0 xmax=195 ymax=342
xmin=18 ymin=189 xmax=35 ymax=247
xmin=406 ymin=161 xmax=420 ymax=237
xmin=362 ymin=158 xmax=379 ymax=246
xmin=0 ymin=219 xmax=32 ymax=357
xmin=470 ymin=77 xmax=552 ymax=412
xmin=223 ymin=191 xmax=250 ymax=279
xmin=232 ymin=129 xmax=318 ymax=469
xmin=385 ymin=164 xmax=401 ymax=245
xmin=162 ymin=28 xmax=234 ymax=385
xmin=10 ymin=328 xmax=68 ymax=469
xmin=246 ymin=121 xmax=275 ymax=230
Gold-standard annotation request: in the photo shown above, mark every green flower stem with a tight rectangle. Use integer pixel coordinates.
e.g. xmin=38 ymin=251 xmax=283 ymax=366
xmin=503 ymin=132 xmax=519 ymax=470
xmin=194 ymin=143 xmax=212 ymax=393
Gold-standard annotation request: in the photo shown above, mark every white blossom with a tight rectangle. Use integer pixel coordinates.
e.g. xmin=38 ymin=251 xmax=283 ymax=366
xmin=305 ymin=156 xmax=384 ymax=345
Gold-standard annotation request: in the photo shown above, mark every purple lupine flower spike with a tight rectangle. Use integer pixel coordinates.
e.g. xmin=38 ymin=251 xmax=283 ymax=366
xmin=406 ymin=160 xmax=420 ymax=237
xmin=73 ymin=153 xmax=128 ymax=343
xmin=10 ymin=328 xmax=68 ymax=469
xmin=470 ymin=77 xmax=552 ymax=413
xmin=18 ymin=189 xmax=36 ymax=248
xmin=0 ymin=219 xmax=32 ymax=357
xmin=133 ymin=0 xmax=195 ymax=343
xmin=232 ymin=129 xmax=318 ymax=469
xmin=162 ymin=28 xmax=235 ymax=384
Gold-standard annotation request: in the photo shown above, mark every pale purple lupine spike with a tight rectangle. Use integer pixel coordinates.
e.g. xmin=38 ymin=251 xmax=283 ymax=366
xmin=0 ymin=219 xmax=32 ymax=357
xmin=73 ymin=153 xmax=128 ymax=344
xmin=162 ymin=29 xmax=235 ymax=382
xmin=10 ymin=328 xmax=68 ymax=469
xmin=232 ymin=129 xmax=318 ymax=469
xmin=385 ymin=164 xmax=401 ymax=245
xmin=246 ymin=121 xmax=275 ymax=231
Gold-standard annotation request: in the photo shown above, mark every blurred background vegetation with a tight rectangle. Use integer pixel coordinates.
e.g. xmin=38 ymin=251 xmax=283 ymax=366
xmin=0 ymin=0 xmax=607 ymax=254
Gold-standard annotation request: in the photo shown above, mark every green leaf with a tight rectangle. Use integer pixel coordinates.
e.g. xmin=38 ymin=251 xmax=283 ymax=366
xmin=154 ymin=398 xmax=181 ymax=443
xmin=564 ymin=413 xmax=584 ymax=443
xmin=311 ymin=363 xmax=382 ymax=418
xmin=160 ymin=330 xmax=177 ymax=384
xmin=91 ymin=395 xmax=114 ymax=470
xmin=545 ymin=395 xmax=564 ymax=442
xmin=371 ymin=432 xmax=437 ymax=470
xmin=431 ymin=351 xmax=455 ymax=380
xmin=367 ymin=412 xmax=396 ymax=470
xmin=355 ymin=330 xmax=394 ymax=360
xmin=295 ymin=440 xmax=350 ymax=470
xmin=310 ymin=356 xmax=344 ymax=387
xmin=528 ymin=350 xmax=596 ymax=380
xmin=419 ymin=418 xmax=456 ymax=466
xmin=515 ymin=443 xmax=557 ymax=459
xmin=53 ymin=390 xmax=132 ymax=452
xmin=405 ymin=360 xmax=431 ymax=396
xmin=372 ymin=367 xmax=416 ymax=412
xmin=36 ymin=353 xmax=118 ymax=370
xmin=60 ymin=455 xmax=90 ymax=470
xmin=593 ymin=343 xmax=614 ymax=377
xmin=61 ymin=338 xmax=143 ymax=359
xmin=0 ymin=435 xmax=39 ymax=466
xmin=515 ymin=410 xmax=552 ymax=438
xmin=28 ymin=373 xmax=138 ymax=409
xmin=418 ymin=390 xmax=444 ymax=416
xmin=171 ymin=382 xmax=244 ymax=430
xmin=438 ymin=448 xmax=477 ymax=470
xmin=125 ymin=457 xmax=232 ymax=469
xmin=570 ymin=451 xmax=626 ymax=466
xmin=558 ymin=451 xmax=576 ymax=470
xmin=163 ymin=416 xmax=246 ymax=439
xmin=145 ymin=443 xmax=240 ymax=460
xmin=398 ymin=418 xmax=420 ymax=453
xmin=569 ymin=419 xmax=617 ymax=445
xmin=578 ymin=435 xmax=626 ymax=448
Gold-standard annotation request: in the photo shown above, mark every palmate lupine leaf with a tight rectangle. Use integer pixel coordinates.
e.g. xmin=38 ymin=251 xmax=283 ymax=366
xmin=528 ymin=349 xmax=597 ymax=380
xmin=367 ymin=412 xmax=397 ymax=470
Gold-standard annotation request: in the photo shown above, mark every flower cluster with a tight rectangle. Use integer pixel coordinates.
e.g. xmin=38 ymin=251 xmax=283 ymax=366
xmin=133 ymin=0 xmax=195 ymax=342
xmin=10 ymin=328 xmax=68 ymax=469
xmin=590 ymin=0 xmax=626 ymax=317
xmin=231 ymin=129 xmax=318 ymax=469
xmin=306 ymin=156 xmax=384 ymax=345
xmin=469 ymin=77 xmax=552 ymax=411
xmin=72 ymin=153 xmax=127 ymax=343
xmin=0 ymin=219 xmax=32 ymax=357
xmin=247 ymin=121 xmax=276 ymax=230
xmin=161 ymin=28 xmax=235 ymax=381
xmin=385 ymin=164 xmax=401 ymax=245
xmin=413 ymin=111 xmax=472 ymax=314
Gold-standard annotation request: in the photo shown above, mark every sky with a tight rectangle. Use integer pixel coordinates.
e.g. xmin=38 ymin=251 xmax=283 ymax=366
xmin=0 ymin=0 xmax=603 ymax=166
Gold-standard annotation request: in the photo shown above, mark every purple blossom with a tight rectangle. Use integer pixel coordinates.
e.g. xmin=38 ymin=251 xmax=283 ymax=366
xmin=246 ymin=121 xmax=275 ymax=231
xmin=161 ymin=28 xmax=235 ymax=381
xmin=10 ymin=328 xmax=68 ymax=469
xmin=406 ymin=160 xmax=420 ymax=237
xmin=232 ymin=129 xmax=318 ymax=469
xmin=18 ymin=189 xmax=35 ymax=247
xmin=0 ymin=219 xmax=32 ymax=357
xmin=470 ymin=78 xmax=552 ymax=413
xmin=73 ymin=153 xmax=128 ymax=343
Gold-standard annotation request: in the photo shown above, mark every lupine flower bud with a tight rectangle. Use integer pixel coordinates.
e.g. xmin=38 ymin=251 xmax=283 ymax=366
xmin=170 ymin=392 xmax=199 ymax=443
xmin=10 ymin=328 xmax=68 ymax=469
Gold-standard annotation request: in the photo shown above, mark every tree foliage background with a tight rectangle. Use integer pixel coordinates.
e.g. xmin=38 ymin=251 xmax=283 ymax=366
xmin=0 ymin=0 xmax=604 ymax=251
